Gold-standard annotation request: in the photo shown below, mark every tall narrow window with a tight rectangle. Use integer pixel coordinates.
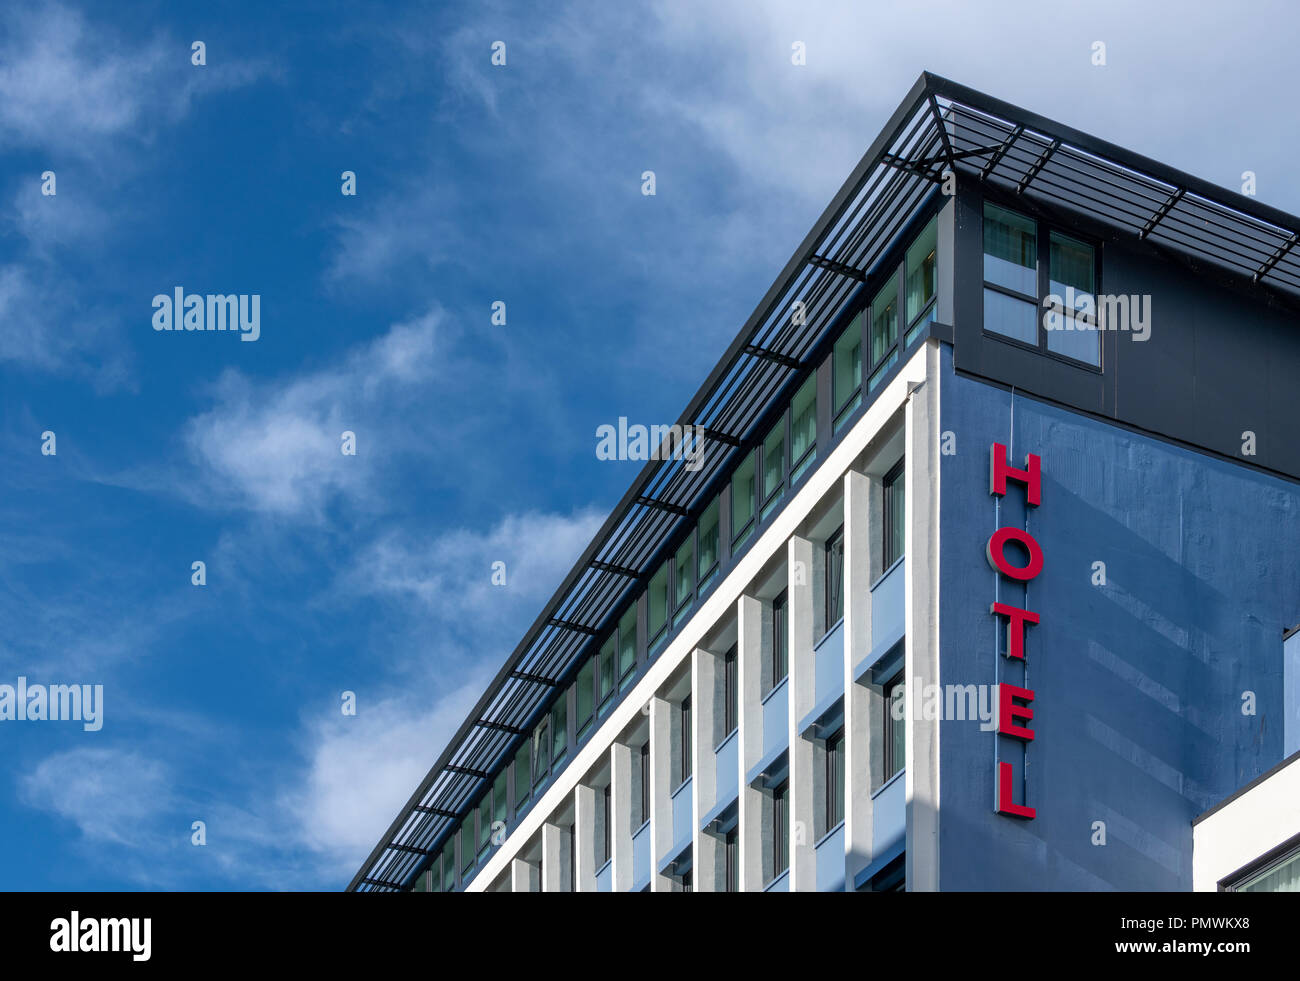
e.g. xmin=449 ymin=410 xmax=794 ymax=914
xmin=460 ymin=825 xmax=474 ymax=875
xmin=697 ymin=496 xmax=721 ymax=591
xmin=492 ymin=772 xmax=507 ymax=830
xmin=429 ymin=852 xmax=443 ymax=893
xmin=772 ymin=782 xmax=789 ymax=878
xmin=905 ymin=216 xmax=939 ymax=347
xmin=514 ymin=739 xmax=531 ymax=810
xmin=761 ymin=414 xmax=786 ymax=518
xmin=647 ymin=562 xmax=669 ymax=649
xmin=724 ymin=828 xmax=739 ymax=892
xmin=983 ymin=202 xmax=1038 ymax=345
xmin=680 ymin=696 xmax=692 ymax=783
xmin=533 ymin=714 xmax=551 ymax=786
xmin=732 ymin=450 xmax=757 ymax=548
xmin=1047 ymin=230 xmax=1099 ymax=365
xmin=673 ymin=534 xmax=694 ymax=625
xmin=639 ymin=742 xmax=651 ymax=827
xmin=551 ymin=696 xmax=567 ymax=764
xmin=442 ymin=851 xmax=456 ymax=892
xmin=790 ymin=375 xmax=817 ymax=483
xmin=618 ymin=607 xmax=637 ymax=687
xmin=868 ymin=273 xmax=899 ymax=393
xmin=825 ymin=729 xmax=845 ymax=830
xmin=882 ymin=459 xmax=905 ymax=570
xmin=723 ymin=645 xmax=738 ymax=736
xmin=576 ymin=657 xmax=595 ymax=737
xmin=477 ymin=794 xmax=491 ymax=853
xmin=825 ymin=527 xmax=845 ymax=630
xmin=833 ymin=313 xmax=863 ymax=427
xmin=885 ymin=672 xmax=906 ymax=779
xmin=601 ymin=784 xmax=612 ymax=865
xmin=771 ymin=591 xmax=788 ymax=689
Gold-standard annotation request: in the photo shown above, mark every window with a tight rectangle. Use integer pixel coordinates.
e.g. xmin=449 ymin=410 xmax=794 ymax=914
xmin=867 ymin=273 xmax=899 ymax=393
xmin=618 ymin=607 xmax=637 ymax=687
xmin=697 ymin=496 xmax=721 ymax=591
xmin=551 ymin=696 xmax=567 ymax=765
xmin=476 ymin=794 xmax=491 ymax=853
xmin=639 ymin=742 xmax=651 ymax=827
xmin=761 ymin=414 xmax=786 ymax=518
xmin=905 ymin=216 xmax=938 ymax=347
xmin=732 ymin=450 xmax=757 ymax=548
xmin=576 ymin=657 xmax=595 ymax=738
xmin=772 ymin=782 xmax=789 ymax=878
xmin=442 ymin=851 xmax=456 ymax=892
xmin=648 ymin=562 xmax=669 ymax=649
xmin=983 ymin=202 xmax=1038 ymax=346
xmin=1047 ymin=230 xmax=1099 ymax=365
xmin=680 ymin=696 xmax=692 ymax=783
xmin=1224 ymin=837 xmax=1300 ymax=892
xmin=723 ymin=645 xmax=738 ymax=737
xmin=514 ymin=739 xmax=531 ymax=810
xmin=533 ymin=715 xmax=551 ymax=786
xmin=724 ymin=828 xmax=739 ymax=892
xmin=428 ymin=853 xmax=442 ymax=892
xmin=790 ymin=375 xmax=817 ymax=483
xmin=833 ymin=313 xmax=863 ymax=426
xmin=492 ymin=772 xmax=507 ymax=831
xmin=771 ymin=590 xmax=788 ymax=690
xmin=883 ymin=458 xmax=905 ymax=570
xmin=598 ymin=635 xmax=616 ymax=710
xmin=673 ymin=535 xmax=694 ymax=626
xmin=460 ymin=825 xmax=474 ymax=875
xmin=825 ymin=527 xmax=844 ymax=630
xmin=825 ymin=729 xmax=845 ymax=830
xmin=885 ymin=672 xmax=906 ymax=779
xmin=601 ymin=785 xmax=612 ymax=865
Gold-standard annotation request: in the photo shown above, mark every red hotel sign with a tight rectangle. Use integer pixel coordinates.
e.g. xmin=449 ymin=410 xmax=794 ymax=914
xmin=987 ymin=443 xmax=1041 ymax=820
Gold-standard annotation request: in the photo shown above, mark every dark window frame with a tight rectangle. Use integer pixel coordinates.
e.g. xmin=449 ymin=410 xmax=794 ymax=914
xmin=770 ymin=590 xmax=789 ymax=693
xmin=825 ymin=728 xmax=845 ymax=831
xmin=882 ymin=457 xmax=905 ymax=572
xmin=771 ymin=780 xmax=789 ymax=879
xmin=639 ymin=741 xmax=651 ymax=829
xmin=884 ymin=671 xmax=905 ymax=780
xmin=680 ymin=695 xmax=692 ymax=785
xmin=723 ymin=644 xmax=738 ymax=738
xmin=824 ymin=526 xmax=845 ymax=632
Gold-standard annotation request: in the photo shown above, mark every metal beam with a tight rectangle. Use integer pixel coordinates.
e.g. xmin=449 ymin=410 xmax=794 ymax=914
xmin=1017 ymin=137 xmax=1061 ymax=194
xmin=547 ymin=618 xmax=600 ymax=636
xmin=743 ymin=344 xmax=801 ymax=370
xmin=413 ymin=805 xmax=460 ymax=819
xmin=635 ymin=496 xmax=689 ymax=516
xmin=509 ymin=669 xmax=559 ymax=687
xmin=1139 ymin=187 xmax=1185 ymax=239
xmin=927 ymin=92 xmax=955 ymax=167
xmin=445 ymin=764 xmax=490 ymax=779
xmin=701 ymin=427 xmax=741 ymax=447
xmin=474 ymin=719 xmax=526 ymax=736
xmin=981 ymin=124 xmax=1024 ymax=180
xmin=590 ymin=559 xmax=640 ymax=578
xmin=807 ymin=253 xmax=868 ymax=282
xmin=359 ymin=877 xmax=402 ymax=889
xmin=1255 ymin=231 xmax=1300 ymax=282
xmin=389 ymin=843 xmax=430 ymax=857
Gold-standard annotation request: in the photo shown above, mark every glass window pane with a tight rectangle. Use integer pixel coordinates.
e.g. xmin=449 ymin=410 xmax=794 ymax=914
xmin=906 ymin=217 xmax=938 ymax=323
xmin=477 ymin=797 xmax=491 ymax=850
xmin=1238 ymin=850 xmax=1300 ymax=892
xmin=618 ymin=608 xmax=637 ymax=680
xmin=697 ymin=497 xmax=720 ymax=586
xmin=731 ymin=451 xmax=756 ymax=545
xmin=533 ymin=716 xmax=551 ymax=783
xmin=983 ymin=288 xmax=1038 ymax=345
xmin=429 ymin=854 xmax=442 ymax=892
xmin=983 ymin=202 xmax=1037 ymax=295
xmin=493 ymin=773 xmax=507 ymax=826
xmin=1049 ymin=231 xmax=1094 ymax=298
xmin=648 ymin=562 xmax=668 ymax=640
xmin=514 ymin=740 xmax=531 ymax=806
xmin=825 ymin=529 xmax=844 ymax=627
xmin=460 ymin=826 xmax=474 ymax=874
xmin=1046 ymin=318 xmax=1100 ymax=365
xmin=443 ymin=852 xmax=456 ymax=891
xmin=598 ymin=635 xmax=615 ymax=703
xmin=772 ymin=591 xmax=788 ymax=685
xmin=790 ymin=376 xmax=816 ymax=481
xmin=833 ymin=314 xmax=863 ymax=416
xmin=576 ymin=657 xmax=595 ymax=727
xmin=674 ymin=537 xmax=694 ymax=609
xmin=552 ymin=697 xmax=567 ymax=761
xmin=762 ymin=415 xmax=785 ymax=507
xmin=884 ymin=463 xmax=905 ymax=569
xmin=870 ymin=274 xmax=899 ymax=367
xmin=832 ymin=734 xmax=845 ymax=825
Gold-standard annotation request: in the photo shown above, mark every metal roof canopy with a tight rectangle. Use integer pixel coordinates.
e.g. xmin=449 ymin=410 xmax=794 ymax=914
xmin=348 ymin=72 xmax=1300 ymax=892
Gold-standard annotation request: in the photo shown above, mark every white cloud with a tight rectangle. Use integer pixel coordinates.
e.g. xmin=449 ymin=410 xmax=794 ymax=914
xmin=182 ymin=311 xmax=441 ymax=520
xmin=20 ymin=747 xmax=173 ymax=848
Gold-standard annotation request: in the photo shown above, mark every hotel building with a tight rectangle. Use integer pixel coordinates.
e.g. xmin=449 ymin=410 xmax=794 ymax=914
xmin=350 ymin=74 xmax=1300 ymax=893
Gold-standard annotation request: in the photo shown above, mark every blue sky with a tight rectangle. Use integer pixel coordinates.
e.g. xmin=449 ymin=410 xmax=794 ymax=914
xmin=2 ymin=0 xmax=1297 ymax=890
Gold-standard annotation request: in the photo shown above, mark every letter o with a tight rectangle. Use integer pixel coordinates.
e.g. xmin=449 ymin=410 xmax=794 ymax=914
xmin=986 ymin=526 xmax=1043 ymax=581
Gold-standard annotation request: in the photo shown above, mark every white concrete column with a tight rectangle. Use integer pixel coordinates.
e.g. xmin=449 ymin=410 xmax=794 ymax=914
xmin=610 ymin=741 xmax=634 ymax=891
xmin=787 ymin=534 xmax=816 ymax=890
xmin=736 ymin=593 xmax=765 ymax=891
xmin=541 ymin=822 xmax=568 ymax=891
xmin=649 ymin=695 xmax=674 ymax=891
xmin=573 ymin=784 xmax=598 ymax=892
xmin=692 ymin=646 xmax=720 ymax=891
xmin=510 ymin=856 xmax=538 ymax=893
xmin=905 ymin=342 xmax=941 ymax=891
xmin=844 ymin=468 xmax=876 ymax=888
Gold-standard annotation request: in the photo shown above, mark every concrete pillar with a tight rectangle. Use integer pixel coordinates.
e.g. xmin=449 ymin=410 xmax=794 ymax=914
xmin=905 ymin=342 xmax=941 ymax=891
xmin=736 ymin=593 xmax=765 ymax=891
xmin=574 ymin=784 xmax=598 ymax=892
xmin=692 ymin=647 xmax=720 ymax=891
xmin=610 ymin=741 xmax=634 ymax=891
xmin=843 ymin=468 xmax=876 ymax=888
xmin=787 ymin=534 xmax=816 ymax=890
xmin=510 ymin=856 xmax=538 ymax=893
xmin=541 ymin=822 xmax=570 ymax=891
xmin=649 ymin=695 xmax=674 ymax=891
